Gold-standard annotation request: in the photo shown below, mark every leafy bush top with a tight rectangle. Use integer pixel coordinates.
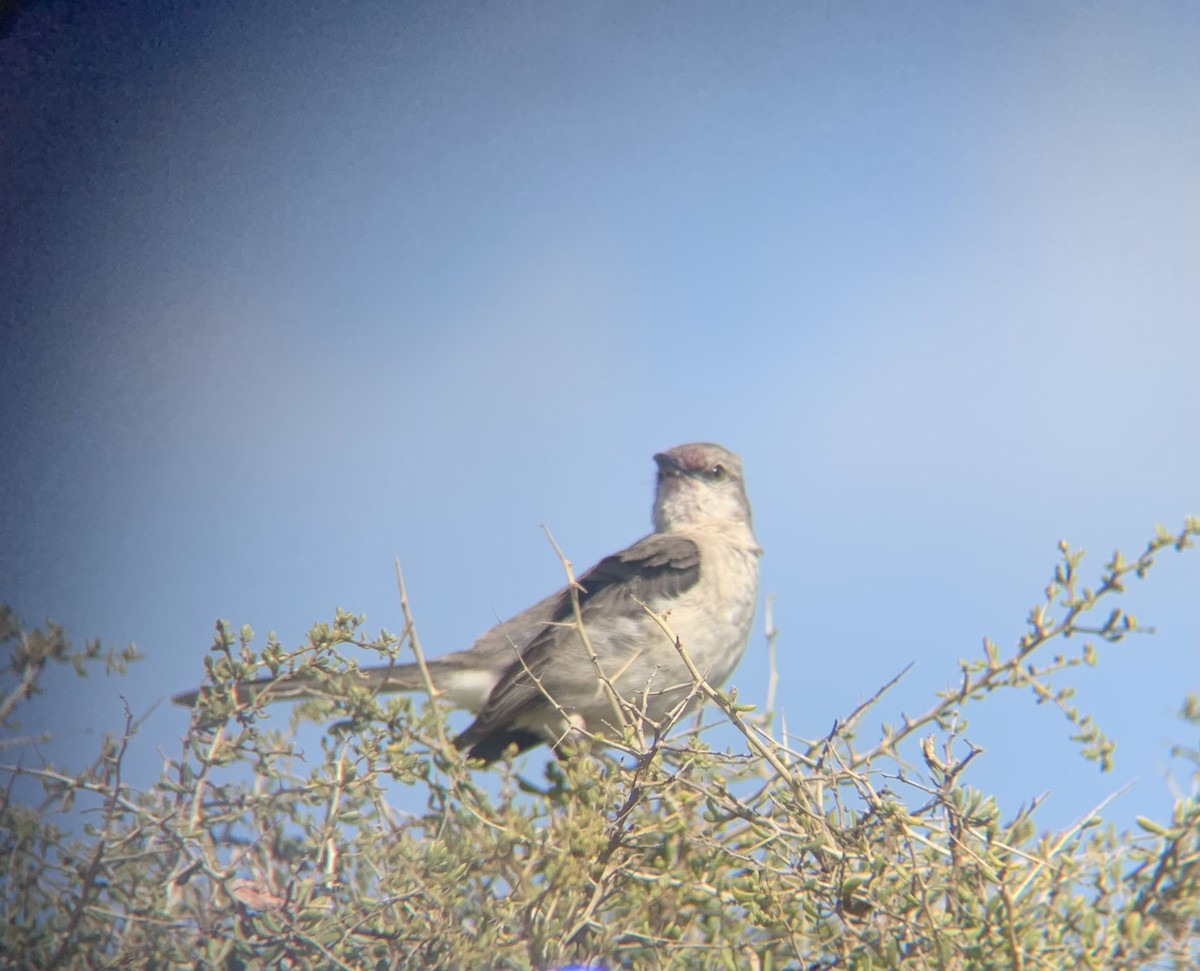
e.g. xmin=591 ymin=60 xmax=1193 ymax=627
xmin=2 ymin=520 xmax=1197 ymax=970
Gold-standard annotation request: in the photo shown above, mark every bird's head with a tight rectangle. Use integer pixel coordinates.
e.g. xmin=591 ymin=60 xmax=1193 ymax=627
xmin=652 ymin=442 xmax=754 ymax=533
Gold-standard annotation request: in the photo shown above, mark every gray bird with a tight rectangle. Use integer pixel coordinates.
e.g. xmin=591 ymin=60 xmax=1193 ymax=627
xmin=174 ymin=442 xmax=762 ymax=762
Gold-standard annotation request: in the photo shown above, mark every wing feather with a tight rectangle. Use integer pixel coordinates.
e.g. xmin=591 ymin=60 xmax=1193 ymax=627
xmin=454 ymin=533 xmax=701 ymax=759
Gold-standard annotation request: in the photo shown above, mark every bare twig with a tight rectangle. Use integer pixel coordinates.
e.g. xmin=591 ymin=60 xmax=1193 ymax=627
xmin=394 ymin=559 xmax=448 ymax=750
xmin=542 ymin=524 xmax=632 ymax=737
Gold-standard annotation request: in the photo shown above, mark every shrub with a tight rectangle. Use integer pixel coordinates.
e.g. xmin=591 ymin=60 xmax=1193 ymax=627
xmin=2 ymin=520 xmax=1197 ymax=970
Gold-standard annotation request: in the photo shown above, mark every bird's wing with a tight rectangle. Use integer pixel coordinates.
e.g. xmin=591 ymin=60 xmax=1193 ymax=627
xmin=567 ymin=531 xmax=702 ymax=615
xmin=454 ymin=532 xmax=701 ymax=760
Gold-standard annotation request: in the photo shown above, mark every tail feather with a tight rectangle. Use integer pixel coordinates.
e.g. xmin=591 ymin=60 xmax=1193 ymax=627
xmin=172 ymin=661 xmax=428 ymax=708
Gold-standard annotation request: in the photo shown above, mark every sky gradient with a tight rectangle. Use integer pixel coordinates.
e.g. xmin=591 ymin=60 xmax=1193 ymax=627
xmin=2 ymin=1 xmax=1197 ymax=833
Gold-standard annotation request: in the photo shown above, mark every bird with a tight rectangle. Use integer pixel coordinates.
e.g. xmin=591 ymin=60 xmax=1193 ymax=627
xmin=174 ymin=442 xmax=762 ymax=762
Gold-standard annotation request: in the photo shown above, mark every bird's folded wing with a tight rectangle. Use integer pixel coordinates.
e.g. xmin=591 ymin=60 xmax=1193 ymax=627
xmin=454 ymin=532 xmax=701 ymax=754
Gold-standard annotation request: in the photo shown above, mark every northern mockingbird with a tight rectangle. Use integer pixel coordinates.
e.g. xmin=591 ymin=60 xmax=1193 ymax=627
xmin=175 ymin=442 xmax=762 ymax=761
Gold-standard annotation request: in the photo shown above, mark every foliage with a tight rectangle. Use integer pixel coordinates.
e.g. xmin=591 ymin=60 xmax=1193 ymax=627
xmin=2 ymin=521 xmax=1198 ymax=970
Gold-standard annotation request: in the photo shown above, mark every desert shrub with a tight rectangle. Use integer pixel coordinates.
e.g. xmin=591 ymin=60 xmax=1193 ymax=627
xmin=2 ymin=520 xmax=1197 ymax=970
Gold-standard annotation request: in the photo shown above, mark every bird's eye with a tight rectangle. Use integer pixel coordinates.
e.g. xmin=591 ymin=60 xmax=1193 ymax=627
xmin=708 ymin=464 xmax=727 ymax=480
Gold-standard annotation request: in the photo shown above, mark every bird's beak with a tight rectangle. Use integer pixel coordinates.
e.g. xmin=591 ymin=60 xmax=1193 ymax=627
xmin=654 ymin=452 xmax=683 ymax=476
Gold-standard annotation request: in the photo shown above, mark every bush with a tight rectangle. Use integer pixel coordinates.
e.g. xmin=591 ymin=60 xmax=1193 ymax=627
xmin=2 ymin=520 xmax=1197 ymax=970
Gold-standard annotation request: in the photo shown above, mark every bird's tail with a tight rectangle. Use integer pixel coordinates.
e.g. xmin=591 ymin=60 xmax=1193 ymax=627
xmin=171 ymin=661 xmax=429 ymax=708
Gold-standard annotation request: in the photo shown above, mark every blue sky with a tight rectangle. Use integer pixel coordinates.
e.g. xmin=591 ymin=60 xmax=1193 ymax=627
xmin=2 ymin=1 xmax=1196 ymax=834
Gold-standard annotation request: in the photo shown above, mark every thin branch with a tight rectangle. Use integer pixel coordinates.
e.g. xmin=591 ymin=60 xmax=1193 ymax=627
xmin=394 ymin=559 xmax=448 ymax=750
